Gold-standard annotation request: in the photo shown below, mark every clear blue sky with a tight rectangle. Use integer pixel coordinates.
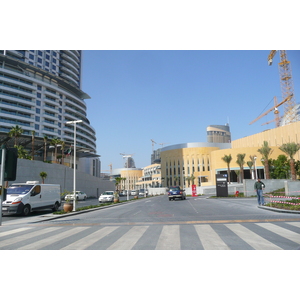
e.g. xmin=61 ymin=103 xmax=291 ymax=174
xmin=5 ymin=2 xmax=299 ymax=172
xmin=81 ymin=50 xmax=300 ymax=171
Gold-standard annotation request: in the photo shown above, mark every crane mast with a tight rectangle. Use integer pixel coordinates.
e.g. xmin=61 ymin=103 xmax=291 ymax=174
xmin=268 ymin=50 xmax=297 ymax=125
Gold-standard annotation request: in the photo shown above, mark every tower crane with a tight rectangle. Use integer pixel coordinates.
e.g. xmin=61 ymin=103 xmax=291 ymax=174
xmin=268 ymin=50 xmax=297 ymax=125
xmin=260 ymin=96 xmax=281 ymax=127
xmin=249 ymin=94 xmax=293 ymax=125
xmin=151 ymin=139 xmax=157 ymax=152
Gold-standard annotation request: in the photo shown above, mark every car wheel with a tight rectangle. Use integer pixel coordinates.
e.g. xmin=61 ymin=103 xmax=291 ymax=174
xmin=84 ymin=196 xmax=87 ymax=200
xmin=52 ymin=202 xmax=60 ymax=212
xmin=22 ymin=205 xmax=31 ymax=216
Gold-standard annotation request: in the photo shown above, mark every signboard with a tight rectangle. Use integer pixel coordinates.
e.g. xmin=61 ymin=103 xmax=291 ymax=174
xmin=192 ymin=184 xmax=197 ymax=197
xmin=216 ymin=174 xmax=228 ymax=197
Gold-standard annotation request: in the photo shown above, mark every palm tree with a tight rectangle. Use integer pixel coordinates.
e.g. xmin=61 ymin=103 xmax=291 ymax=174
xmin=173 ymin=176 xmax=179 ymax=185
xmin=40 ymin=171 xmax=47 ymax=184
xmin=257 ymin=141 xmax=273 ymax=179
xmin=8 ymin=125 xmax=23 ymax=146
xmin=43 ymin=135 xmax=48 ymax=162
xmin=279 ymin=142 xmax=300 ymax=180
xmin=247 ymin=161 xmax=254 ymax=179
xmin=221 ymin=154 xmax=232 ymax=183
xmin=115 ymin=177 xmax=122 ymax=191
xmin=236 ymin=153 xmax=246 ymax=183
xmin=31 ymin=130 xmax=35 ymax=160
xmin=50 ymin=137 xmax=62 ymax=163
xmin=14 ymin=145 xmax=29 ymax=159
xmin=190 ymin=174 xmax=196 ymax=185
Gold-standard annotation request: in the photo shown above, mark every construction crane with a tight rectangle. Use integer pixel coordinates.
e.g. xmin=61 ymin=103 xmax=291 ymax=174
xmin=158 ymin=142 xmax=168 ymax=148
xmin=108 ymin=163 xmax=112 ymax=174
xmin=249 ymin=94 xmax=293 ymax=125
xmin=260 ymin=96 xmax=281 ymax=127
xmin=268 ymin=50 xmax=297 ymax=125
xmin=151 ymin=139 xmax=157 ymax=152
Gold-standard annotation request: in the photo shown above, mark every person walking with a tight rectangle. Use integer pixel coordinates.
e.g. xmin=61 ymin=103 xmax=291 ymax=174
xmin=254 ymin=178 xmax=265 ymax=206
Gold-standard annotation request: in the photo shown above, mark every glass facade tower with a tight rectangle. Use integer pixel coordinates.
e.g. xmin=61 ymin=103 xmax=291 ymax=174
xmin=0 ymin=50 xmax=99 ymax=176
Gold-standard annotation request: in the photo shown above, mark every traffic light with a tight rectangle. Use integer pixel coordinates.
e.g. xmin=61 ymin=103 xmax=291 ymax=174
xmin=0 ymin=147 xmax=18 ymax=181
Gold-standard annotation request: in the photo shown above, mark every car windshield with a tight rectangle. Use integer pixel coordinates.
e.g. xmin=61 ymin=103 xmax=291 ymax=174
xmin=7 ymin=185 xmax=34 ymax=195
xmin=103 ymin=192 xmax=113 ymax=195
xmin=170 ymin=187 xmax=180 ymax=191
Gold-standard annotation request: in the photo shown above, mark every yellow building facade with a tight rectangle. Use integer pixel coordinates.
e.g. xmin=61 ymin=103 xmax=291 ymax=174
xmin=161 ymin=121 xmax=300 ymax=187
xmin=136 ymin=163 xmax=162 ymax=189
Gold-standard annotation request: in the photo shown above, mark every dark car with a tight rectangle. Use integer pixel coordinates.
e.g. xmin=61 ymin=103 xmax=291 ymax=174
xmin=168 ymin=186 xmax=186 ymax=201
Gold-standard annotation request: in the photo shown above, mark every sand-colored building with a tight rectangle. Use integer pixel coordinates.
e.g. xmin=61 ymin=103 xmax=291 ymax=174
xmin=161 ymin=121 xmax=300 ymax=187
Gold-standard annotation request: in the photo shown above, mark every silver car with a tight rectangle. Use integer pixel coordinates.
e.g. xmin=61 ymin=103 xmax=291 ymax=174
xmin=99 ymin=191 xmax=114 ymax=203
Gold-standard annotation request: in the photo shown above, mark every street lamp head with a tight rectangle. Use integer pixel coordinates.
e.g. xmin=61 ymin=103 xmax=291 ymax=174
xmin=66 ymin=120 xmax=83 ymax=124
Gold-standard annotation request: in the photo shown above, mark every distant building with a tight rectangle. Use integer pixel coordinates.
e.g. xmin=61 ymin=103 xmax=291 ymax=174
xmin=124 ymin=157 xmax=136 ymax=168
xmin=151 ymin=149 xmax=161 ymax=164
xmin=206 ymin=124 xmax=231 ymax=143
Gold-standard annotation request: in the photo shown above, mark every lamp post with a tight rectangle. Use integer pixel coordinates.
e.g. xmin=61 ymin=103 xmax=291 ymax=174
xmin=66 ymin=120 xmax=83 ymax=211
xmin=254 ymin=156 xmax=257 ymax=179
xmin=120 ymin=153 xmax=132 ymax=201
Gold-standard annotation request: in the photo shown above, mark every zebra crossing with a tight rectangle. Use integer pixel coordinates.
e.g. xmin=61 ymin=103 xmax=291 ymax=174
xmin=0 ymin=221 xmax=299 ymax=250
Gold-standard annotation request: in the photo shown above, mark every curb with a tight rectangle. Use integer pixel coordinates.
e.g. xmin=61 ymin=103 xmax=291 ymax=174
xmin=258 ymin=205 xmax=300 ymax=214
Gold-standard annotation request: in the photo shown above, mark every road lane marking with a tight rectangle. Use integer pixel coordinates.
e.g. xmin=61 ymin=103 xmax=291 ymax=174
xmin=108 ymin=226 xmax=149 ymax=250
xmin=62 ymin=226 xmax=119 ymax=250
xmin=155 ymin=225 xmax=180 ymax=250
xmin=0 ymin=227 xmax=31 ymax=237
xmin=286 ymin=222 xmax=300 ymax=228
xmin=18 ymin=227 xmax=88 ymax=250
xmin=0 ymin=227 xmax=60 ymax=248
xmin=225 ymin=224 xmax=282 ymax=250
xmin=256 ymin=223 xmax=300 ymax=245
xmin=194 ymin=224 xmax=230 ymax=250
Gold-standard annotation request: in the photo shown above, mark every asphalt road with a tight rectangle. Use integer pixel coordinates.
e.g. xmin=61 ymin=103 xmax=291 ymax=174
xmin=1 ymin=195 xmax=299 ymax=250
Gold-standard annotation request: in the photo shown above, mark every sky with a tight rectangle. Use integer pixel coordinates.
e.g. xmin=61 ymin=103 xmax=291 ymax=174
xmin=81 ymin=50 xmax=300 ymax=171
xmin=3 ymin=2 xmax=299 ymax=172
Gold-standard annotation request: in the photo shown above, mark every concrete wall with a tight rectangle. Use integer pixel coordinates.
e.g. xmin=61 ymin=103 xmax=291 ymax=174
xmin=7 ymin=159 xmax=115 ymax=198
xmin=243 ymin=179 xmax=293 ymax=197
xmin=285 ymin=181 xmax=300 ymax=196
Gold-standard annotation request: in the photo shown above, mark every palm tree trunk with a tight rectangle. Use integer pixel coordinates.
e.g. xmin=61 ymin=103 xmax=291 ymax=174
xmin=290 ymin=159 xmax=296 ymax=180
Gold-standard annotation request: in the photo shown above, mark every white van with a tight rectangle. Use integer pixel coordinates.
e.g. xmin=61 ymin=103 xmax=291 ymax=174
xmin=2 ymin=181 xmax=61 ymax=216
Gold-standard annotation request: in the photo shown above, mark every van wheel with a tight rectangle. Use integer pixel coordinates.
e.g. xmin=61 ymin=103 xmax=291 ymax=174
xmin=52 ymin=202 xmax=60 ymax=212
xmin=22 ymin=205 xmax=31 ymax=216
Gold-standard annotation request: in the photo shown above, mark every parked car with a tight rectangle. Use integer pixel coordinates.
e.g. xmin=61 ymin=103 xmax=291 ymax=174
xmin=119 ymin=191 xmax=126 ymax=197
xmin=168 ymin=186 xmax=186 ymax=201
xmin=139 ymin=189 xmax=148 ymax=196
xmin=131 ymin=190 xmax=138 ymax=196
xmin=99 ymin=191 xmax=114 ymax=202
xmin=65 ymin=191 xmax=87 ymax=201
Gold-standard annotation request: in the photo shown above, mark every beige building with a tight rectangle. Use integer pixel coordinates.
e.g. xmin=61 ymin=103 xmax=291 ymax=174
xmin=136 ymin=163 xmax=162 ymax=190
xmin=118 ymin=168 xmax=143 ymax=191
xmin=161 ymin=121 xmax=300 ymax=187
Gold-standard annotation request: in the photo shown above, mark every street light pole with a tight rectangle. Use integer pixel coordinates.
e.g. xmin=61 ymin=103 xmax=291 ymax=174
xmin=254 ymin=156 xmax=257 ymax=179
xmin=66 ymin=120 xmax=83 ymax=211
xmin=120 ymin=153 xmax=132 ymax=201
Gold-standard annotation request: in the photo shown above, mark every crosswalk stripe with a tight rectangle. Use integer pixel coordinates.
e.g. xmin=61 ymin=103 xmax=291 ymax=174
xmin=256 ymin=223 xmax=300 ymax=245
xmin=108 ymin=226 xmax=149 ymax=250
xmin=225 ymin=224 xmax=282 ymax=250
xmin=194 ymin=224 xmax=230 ymax=250
xmin=62 ymin=226 xmax=119 ymax=250
xmin=155 ymin=225 xmax=180 ymax=250
xmin=286 ymin=222 xmax=300 ymax=229
xmin=0 ymin=227 xmax=31 ymax=237
xmin=0 ymin=227 xmax=60 ymax=248
xmin=18 ymin=227 xmax=88 ymax=250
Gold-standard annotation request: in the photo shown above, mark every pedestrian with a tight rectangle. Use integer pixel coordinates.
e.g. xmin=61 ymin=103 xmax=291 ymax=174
xmin=254 ymin=178 xmax=265 ymax=206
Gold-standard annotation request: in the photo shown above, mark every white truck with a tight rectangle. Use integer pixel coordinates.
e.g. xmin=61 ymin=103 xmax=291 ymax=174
xmin=2 ymin=181 xmax=61 ymax=216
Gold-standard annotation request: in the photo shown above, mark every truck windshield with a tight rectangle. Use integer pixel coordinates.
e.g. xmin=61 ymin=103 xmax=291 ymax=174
xmin=7 ymin=185 xmax=34 ymax=195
